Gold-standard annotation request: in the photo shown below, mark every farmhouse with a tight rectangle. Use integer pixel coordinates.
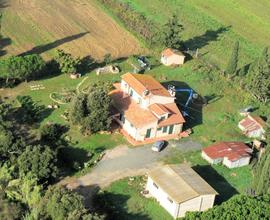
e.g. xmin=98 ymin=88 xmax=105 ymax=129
xmin=202 ymin=142 xmax=253 ymax=169
xmin=238 ymin=114 xmax=266 ymax=139
xmin=146 ymin=164 xmax=217 ymax=218
xmin=161 ymin=48 xmax=185 ymax=66
xmin=110 ymin=73 xmax=185 ymax=144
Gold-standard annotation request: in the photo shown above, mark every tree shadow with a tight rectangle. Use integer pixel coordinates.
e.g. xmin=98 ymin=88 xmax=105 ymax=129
xmin=19 ymin=32 xmax=89 ymax=56
xmin=0 ymin=37 xmax=12 ymax=57
xmin=94 ymin=190 xmax=152 ymax=220
xmin=58 ymin=146 xmax=91 ymax=170
xmin=162 ymin=80 xmax=203 ymax=129
xmin=183 ymin=26 xmax=230 ymax=51
xmin=0 ymin=0 xmax=9 ymax=9
xmin=192 ymin=165 xmax=238 ymax=204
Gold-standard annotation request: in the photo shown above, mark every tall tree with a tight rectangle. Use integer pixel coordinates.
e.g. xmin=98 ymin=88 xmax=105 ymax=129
xmin=225 ymin=41 xmax=239 ymax=76
xmin=17 ymin=145 xmax=58 ymax=182
xmin=162 ymin=14 xmax=183 ymax=49
xmin=246 ymin=47 xmax=270 ymax=103
xmin=55 ymin=49 xmax=81 ymax=74
xmin=253 ymin=127 xmax=270 ymax=194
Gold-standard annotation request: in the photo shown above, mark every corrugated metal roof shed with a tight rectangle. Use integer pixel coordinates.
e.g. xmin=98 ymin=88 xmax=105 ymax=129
xmin=148 ymin=164 xmax=218 ymax=203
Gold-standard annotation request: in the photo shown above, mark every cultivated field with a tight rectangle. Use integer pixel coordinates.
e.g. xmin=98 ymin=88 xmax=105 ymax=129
xmin=0 ymin=0 xmax=144 ymax=60
xmin=120 ymin=0 xmax=270 ymax=67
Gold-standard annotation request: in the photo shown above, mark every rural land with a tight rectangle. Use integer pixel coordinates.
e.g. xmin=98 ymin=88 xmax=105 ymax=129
xmin=0 ymin=0 xmax=270 ymax=219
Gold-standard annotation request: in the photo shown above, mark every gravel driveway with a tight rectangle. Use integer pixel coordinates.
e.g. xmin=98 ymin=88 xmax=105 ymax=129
xmin=64 ymin=139 xmax=201 ymax=190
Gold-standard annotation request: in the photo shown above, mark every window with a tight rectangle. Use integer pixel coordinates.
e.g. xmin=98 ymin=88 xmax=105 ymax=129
xmin=160 ymin=116 xmax=166 ymax=121
xmin=153 ymin=182 xmax=159 ymax=189
xmin=130 ymin=89 xmax=134 ymax=97
xmin=167 ymin=197 xmax=173 ymax=203
xmin=163 ymin=126 xmax=168 ymax=133
xmin=157 ymin=127 xmax=162 ymax=131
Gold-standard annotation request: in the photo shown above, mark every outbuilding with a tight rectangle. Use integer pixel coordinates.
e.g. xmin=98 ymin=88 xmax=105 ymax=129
xmin=161 ymin=48 xmax=185 ymax=66
xmin=202 ymin=142 xmax=253 ymax=169
xmin=238 ymin=114 xmax=266 ymax=139
xmin=146 ymin=164 xmax=217 ymax=218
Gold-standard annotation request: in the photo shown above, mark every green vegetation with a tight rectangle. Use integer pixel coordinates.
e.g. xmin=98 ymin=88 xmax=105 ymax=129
xmin=0 ymin=54 xmax=46 ymax=86
xmin=96 ymin=176 xmax=173 ymax=220
xmin=245 ymin=47 xmax=270 ymax=103
xmin=253 ymin=128 xmax=270 ymax=195
xmin=185 ymin=194 xmax=270 ymax=220
xmin=225 ymin=41 xmax=239 ymax=77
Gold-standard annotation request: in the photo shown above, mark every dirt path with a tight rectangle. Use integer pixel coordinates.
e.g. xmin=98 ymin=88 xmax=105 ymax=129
xmin=1 ymin=0 xmax=145 ymax=60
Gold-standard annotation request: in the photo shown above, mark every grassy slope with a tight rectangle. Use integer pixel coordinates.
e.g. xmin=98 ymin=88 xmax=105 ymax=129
xmin=100 ymin=176 xmax=173 ymax=220
xmin=120 ymin=0 xmax=270 ymax=67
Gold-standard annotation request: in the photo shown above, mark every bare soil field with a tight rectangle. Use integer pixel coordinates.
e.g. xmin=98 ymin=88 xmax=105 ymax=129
xmin=0 ymin=0 xmax=144 ymax=60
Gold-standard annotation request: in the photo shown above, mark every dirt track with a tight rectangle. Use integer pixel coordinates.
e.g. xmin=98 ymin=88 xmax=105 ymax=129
xmin=1 ymin=0 xmax=144 ymax=60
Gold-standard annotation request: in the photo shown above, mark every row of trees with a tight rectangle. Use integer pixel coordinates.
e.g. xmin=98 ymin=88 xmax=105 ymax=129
xmin=225 ymin=42 xmax=270 ymax=103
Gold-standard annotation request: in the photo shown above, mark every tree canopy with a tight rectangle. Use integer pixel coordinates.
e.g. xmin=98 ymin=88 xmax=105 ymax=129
xmin=225 ymin=41 xmax=239 ymax=76
xmin=56 ymin=49 xmax=81 ymax=74
xmin=0 ymin=54 xmax=45 ymax=85
xmin=70 ymin=83 xmax=112 ymax=134
xmin=161 ymin=14 xmax=183 ymax=49
xmin=17 ymin=145 xmax=58 ymax=182
xmin=184 ymin=194 xmax=270 ymax=220
xmin=245 ymin=47 xmax=270 ymax=103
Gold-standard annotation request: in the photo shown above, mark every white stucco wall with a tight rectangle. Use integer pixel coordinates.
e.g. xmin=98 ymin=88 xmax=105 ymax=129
xmin=161 ymin=55 xmax=185 ymax=66
xmin=146 ymin=177 xmax=178 ymax=218
xmin=223 ymin=156 xmax=250 ymax=168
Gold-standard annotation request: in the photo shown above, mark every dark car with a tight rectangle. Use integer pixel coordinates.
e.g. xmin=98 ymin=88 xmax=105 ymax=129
xmin=151 ymin=141 xmax=166 ymax=152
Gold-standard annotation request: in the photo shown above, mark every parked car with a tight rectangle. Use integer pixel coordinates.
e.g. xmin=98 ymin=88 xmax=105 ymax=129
xmin=152 ymin=141 xmax=166 ymax=152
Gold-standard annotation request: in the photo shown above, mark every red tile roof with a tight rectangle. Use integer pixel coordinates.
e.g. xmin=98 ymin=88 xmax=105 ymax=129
xmin=149 ymin=103 xmax=170 ymax=116
xmin=158 ymin=103 xmax=185 ymax=126
xmin=239 ymin=115 xmax=266 ymax=132
xmin=162 ymin=48 xmax=185 ymax=57
xmin=110 ymin=84 xmax=157 ymax=128
xmin=121 ymin=73 xmax=171 ymax=98
xmin=110 ymin=83 xmax=185 ymax=128
xmin=202 ymin=142 xmax=252 ymax=161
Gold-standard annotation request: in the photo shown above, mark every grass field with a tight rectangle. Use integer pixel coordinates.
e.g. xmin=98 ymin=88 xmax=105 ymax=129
xmin=116 ymin=0 xmax=270 ymax=68
xmin=0 ymin=0 xmax=144 ymax=60
xmin=97 ymin=176 xmax=173 ymax=220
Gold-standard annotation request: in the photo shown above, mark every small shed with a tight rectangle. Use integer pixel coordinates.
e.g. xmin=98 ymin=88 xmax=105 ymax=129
xmin=146 ymin=164 xmax=217 ymax=218
xmin=202 ymin=142 xmax=253 ymax=168
xmin=238 ymin=115 xmax=266 ymax=139
xmin=161 ymin=48 xmax=185 ymax=66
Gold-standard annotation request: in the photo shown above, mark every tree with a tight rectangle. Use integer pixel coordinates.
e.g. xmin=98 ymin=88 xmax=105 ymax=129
xmin=38 ymin=186 xmax=102 ymax=220
xmin=225 ymin=41 xmax=239 ymax=76
xmin=0 ymin=55 xmax=45 ymax=85
xmin=40 ymin=123 xmax=67 ymax=147
xmin=55 ymin=49 xmax=81 ymax=74
xmin=253 ymin=127 xmax=270 ymax=194
xmin=246 ymin=47 xmax=270 ymax=103
xmin=0 ymin=196 xmax=22 ymax=220
xmin=70 ymin=84 xmax=112 ymax=134
xmin=16 ymin=95 xmax=45 ymax=123
xmin=161 ymin=14 xmax=183 ymax=49
xmin=103 ymin=53 xmax=112 ymax=65
xmin=69 ymin=93 xmax=88 ymax=125
xmin=184 ymin=194 xmax=270 ymax=220
xmin=17 ymin=145 xmax=58 ymax=182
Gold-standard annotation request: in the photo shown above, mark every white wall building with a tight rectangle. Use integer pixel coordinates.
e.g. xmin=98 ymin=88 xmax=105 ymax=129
xmin=146 ymin=164 xmax=217 ymax=218
xmin=110 ymin=73 xmax=185 ymax=143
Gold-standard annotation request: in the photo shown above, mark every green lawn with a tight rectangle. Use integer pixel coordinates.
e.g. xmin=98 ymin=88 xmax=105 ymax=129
xmin=108 ymin=0 xmax=270 ymax=68
xmin=96 ymin=176 xmax=173 ymax=220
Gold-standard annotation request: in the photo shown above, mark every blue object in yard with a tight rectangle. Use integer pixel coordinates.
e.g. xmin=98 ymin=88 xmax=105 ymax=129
xmin=168 ymin=85 xmax=198 ymax=117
